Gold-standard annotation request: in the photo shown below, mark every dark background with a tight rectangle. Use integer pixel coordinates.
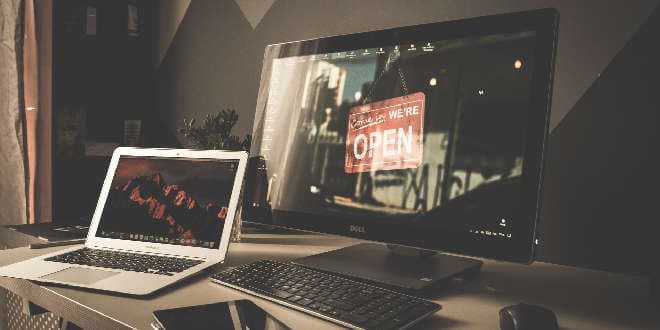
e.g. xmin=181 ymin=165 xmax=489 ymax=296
xmin=52 ymin=0 xmax=159 ymax=224
xmin=50 ymin=0 xmax=659 ymax=277
xmin=539 ymin=7 xmax=659 ymax=277
xmin=155 ymin=1 xmax=659 ymax=277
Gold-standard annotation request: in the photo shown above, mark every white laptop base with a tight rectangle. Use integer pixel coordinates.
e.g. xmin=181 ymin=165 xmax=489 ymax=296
xmin=0 ymin=148 xmax=248 ymax=295
xmin=0 ymin=245 xmax=211 ymax=295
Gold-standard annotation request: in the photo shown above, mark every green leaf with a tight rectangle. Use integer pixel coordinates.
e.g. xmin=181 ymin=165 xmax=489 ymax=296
xmin=178 ymin=109 xmax=251 ymax=151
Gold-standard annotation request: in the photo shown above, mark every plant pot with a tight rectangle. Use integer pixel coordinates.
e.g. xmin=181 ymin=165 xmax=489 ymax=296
xmin=230 ymin=209 xmax=242 ymax=243
xmin=229 ymin=189 xmax=244 ymax=243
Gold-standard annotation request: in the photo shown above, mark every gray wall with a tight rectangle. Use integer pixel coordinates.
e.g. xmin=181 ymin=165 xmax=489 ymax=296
xmin=155 ymin=0 xmax=190 ymax=66
xmin=156 ymin=0 xmax=659 ymax=275
xmin=157 ymin=0 xmax=658 ymax=137
xmin=539 ymin=6 xmax=659 ymax=276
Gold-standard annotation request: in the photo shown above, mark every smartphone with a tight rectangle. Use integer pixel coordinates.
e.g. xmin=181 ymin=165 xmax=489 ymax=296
xmin=151 ymin=299 xmax=290 ymax=330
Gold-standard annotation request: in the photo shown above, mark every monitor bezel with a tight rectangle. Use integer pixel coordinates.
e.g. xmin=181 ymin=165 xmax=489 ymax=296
xmin=245 ymin=8 xmax=559 ymax=264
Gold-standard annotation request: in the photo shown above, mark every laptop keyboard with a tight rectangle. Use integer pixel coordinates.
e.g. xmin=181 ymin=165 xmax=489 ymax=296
xmin=45 ymin=248 xmax=204 ymax=276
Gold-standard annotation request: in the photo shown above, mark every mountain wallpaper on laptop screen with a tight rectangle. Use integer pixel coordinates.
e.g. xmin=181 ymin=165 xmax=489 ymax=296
xmin=97 ymin=157 xmax=237 ymax=244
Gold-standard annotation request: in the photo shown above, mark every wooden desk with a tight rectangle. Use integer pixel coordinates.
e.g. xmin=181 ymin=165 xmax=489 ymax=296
xmin=0 ymin=232 xmax=657 ymax=329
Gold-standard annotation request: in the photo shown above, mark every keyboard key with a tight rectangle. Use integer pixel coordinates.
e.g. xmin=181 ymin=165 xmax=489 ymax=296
xmin=273 ymin=290 xmax=292 ymax=299
xmin=325 ymin=299 xmax=355 ymax=311
xmin=299 ymin=298 xmax=313 ymax=306
xmin=342 ymin=312 xmax=369 ymax=325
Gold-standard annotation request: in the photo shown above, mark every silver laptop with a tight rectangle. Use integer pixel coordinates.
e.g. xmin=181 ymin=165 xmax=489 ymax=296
xmin=0 ymin=147 xmax=248 ymax=295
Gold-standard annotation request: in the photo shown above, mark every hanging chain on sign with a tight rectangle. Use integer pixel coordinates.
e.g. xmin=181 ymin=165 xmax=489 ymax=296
xmin=362 ymin=47 xmax=410 ymax=105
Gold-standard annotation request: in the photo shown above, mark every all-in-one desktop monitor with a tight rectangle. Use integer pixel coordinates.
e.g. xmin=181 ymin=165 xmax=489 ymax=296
xmin=243 ymin=9 xmax=559 ymax=291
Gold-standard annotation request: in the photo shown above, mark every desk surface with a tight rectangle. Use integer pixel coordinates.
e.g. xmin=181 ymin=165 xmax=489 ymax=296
xmin=0 ymin=231 xmax=657 ymax=330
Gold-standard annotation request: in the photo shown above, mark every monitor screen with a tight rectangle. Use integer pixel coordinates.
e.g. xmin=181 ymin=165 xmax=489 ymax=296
xmin=245 ymin=10 xmax=557 ymax=262
xmin=96 ymin=156 xmax=240 ymax=249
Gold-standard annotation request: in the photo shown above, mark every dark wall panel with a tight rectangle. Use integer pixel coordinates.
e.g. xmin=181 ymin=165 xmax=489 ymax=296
xmin=157 ymin=0 xmax=659 ymax=137
xmin=157 ymin=0 xmax=659 ymax=275
xmin=538 ymin=7 xmax=659 ymax=275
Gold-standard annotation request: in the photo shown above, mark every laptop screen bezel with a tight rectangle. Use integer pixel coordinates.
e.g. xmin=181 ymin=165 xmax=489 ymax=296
xmin=85 ymin=147 xmax=248 ymax=261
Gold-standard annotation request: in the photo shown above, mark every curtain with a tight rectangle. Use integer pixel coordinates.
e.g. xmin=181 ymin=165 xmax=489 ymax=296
xmin=23 ymin=0 xmax=37 ymax=223
xmin=0 ymin=0 xmax=27 ymax=225
xmin=34 ymin=0 xmax=51 ymax=223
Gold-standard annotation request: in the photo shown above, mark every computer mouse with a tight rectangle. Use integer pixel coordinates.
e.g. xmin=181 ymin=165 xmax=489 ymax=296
xmin=499 ymin=303 xmax=558 ymax=330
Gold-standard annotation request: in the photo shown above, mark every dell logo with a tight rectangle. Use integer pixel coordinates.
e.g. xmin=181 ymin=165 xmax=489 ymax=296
xmin=349 ymin=225 xmax=366 ymax=233
xmin=145 ymin=245 xmax=159 ymax=249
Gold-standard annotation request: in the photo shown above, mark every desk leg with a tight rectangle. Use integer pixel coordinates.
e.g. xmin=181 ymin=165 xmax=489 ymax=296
xmin=0 ymin=288 xmax=7 ymax=329
xmin=4 ymin=291 xmax=62 ymax=329
xmin=652 ymin=276 xmax=659 ymax=305
xmin=20 ymin=297 xmax=82 ymax=329
xmin=21 ymin=297 xmax=48 ymax=316
xmin=60 ymin=318 xmax=82 ymax=330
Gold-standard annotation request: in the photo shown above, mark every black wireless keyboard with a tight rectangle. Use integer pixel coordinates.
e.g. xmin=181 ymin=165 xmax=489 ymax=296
xmin=211 ymin=260 xmax=440 ymax=330
xmin=45 ymin=248 xmax=203 ymax=276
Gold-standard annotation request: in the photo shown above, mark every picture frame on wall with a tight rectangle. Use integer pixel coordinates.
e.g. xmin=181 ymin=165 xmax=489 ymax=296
xmin=82 ymin=5 xmax=97 ymax=37
xmin=127 ymin=3 xmax=140 ymax=37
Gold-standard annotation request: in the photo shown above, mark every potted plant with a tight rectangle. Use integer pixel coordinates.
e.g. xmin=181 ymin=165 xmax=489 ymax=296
xmin=178 ymin=109 xmax=251 ymax=242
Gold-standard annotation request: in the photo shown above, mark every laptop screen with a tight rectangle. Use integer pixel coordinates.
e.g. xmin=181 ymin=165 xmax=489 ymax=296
xmin=95 ymin=155 xmax=240 ymax=249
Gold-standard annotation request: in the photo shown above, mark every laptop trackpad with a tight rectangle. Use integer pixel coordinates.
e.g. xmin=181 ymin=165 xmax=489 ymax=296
xmin=41 ymin=267 xmax=119 ymax=285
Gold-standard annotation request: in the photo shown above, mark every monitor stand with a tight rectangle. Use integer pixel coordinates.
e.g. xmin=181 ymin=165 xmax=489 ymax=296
xmin=293 ymin=243 xmax=482 ymax=293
